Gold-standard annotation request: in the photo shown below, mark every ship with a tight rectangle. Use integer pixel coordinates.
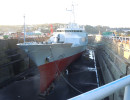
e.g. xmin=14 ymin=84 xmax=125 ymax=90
xmin=17 ymin=23 xmax=88 ymax=93
xmin=17 ymin=6 xmax=88 ymax=93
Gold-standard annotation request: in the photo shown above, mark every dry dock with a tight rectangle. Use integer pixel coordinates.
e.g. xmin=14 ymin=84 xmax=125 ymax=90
xmin=0 ymin=50 xmax=98 ymax=100
xmin=0 ymin=35 xmax=130 ymax=100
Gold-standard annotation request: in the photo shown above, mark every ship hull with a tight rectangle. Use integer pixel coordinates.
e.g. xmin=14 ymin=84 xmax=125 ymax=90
xmin=38 ymin=51 xmax=84 ymax=92
xmin=19 ymin=43 xmax=86 ymax=66
xmin=18 ymin=43 xmax=86 ymax=92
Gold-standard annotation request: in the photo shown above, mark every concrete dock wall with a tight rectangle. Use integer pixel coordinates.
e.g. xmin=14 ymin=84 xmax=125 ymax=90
xmin=88 ymin=35 xmax=130 ymax=100
xmin=0 ymin=39 xmax=29 ymax=86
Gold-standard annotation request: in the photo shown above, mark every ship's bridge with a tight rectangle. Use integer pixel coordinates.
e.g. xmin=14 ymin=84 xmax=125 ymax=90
xmin=49 ymin=26 xmax=88 ymax=46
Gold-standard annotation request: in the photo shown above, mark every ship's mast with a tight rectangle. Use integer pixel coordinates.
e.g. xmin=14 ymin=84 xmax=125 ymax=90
xmin=72 ymin=4 xmax=75 ymax=23
xmin=66 ymin=3 xmax=76 ymax=24
xmin=23 ymin=15 xmax=26 ymax=43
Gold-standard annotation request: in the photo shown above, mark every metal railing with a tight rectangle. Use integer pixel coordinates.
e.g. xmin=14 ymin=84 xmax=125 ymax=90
xmin=103 ymin=36 xmax=130 ymax=44
xmin=103 ymin=36 xmax=130 ymax=52
xmin=68 ymin=75 xmax=130 ymax=100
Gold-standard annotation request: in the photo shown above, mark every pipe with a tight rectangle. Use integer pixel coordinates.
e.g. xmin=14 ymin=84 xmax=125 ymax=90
xmin=124 ymin=85 xmax=130 ymax=100
xmin=68 ymin=75 xmax=130 ymax=100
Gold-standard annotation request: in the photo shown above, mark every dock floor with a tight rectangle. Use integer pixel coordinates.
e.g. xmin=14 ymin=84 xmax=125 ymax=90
xmin=0 ymin=50 xmax=98 ymax=100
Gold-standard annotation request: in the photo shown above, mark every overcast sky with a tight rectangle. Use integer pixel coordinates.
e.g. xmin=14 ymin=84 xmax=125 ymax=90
xmin=0 ymin=0 xmax=130 ymax=27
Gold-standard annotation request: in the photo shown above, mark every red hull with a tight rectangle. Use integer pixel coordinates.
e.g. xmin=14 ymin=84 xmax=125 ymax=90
xmin=38 ymin=51 xmax=84 ymax=92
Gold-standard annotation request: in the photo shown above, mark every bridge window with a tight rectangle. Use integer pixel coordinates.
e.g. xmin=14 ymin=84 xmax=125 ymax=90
xmin=57 ymin=30 xmax=83 ymax=32
xmin=57 ymin=30 xmax=65 ymax=32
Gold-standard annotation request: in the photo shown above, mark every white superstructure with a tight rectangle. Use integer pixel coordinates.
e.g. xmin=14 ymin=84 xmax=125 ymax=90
xmin=49 ymin=23 xmax=87 ymax=45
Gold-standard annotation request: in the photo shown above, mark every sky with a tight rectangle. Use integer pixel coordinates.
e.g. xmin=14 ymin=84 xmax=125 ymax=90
xmin=0 ymin=0 xmax=130 ymax=27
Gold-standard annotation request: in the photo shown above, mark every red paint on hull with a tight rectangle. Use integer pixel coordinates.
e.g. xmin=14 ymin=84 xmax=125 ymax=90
xmin=38 ymin=51 xmax=84 ymax=92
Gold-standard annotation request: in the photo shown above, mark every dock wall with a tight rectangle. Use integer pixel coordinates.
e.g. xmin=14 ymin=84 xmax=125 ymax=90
xmin=88 ymin=35 xmax=130 ymax=100
xmin=0 ymin=39 xmax=29 ymax=86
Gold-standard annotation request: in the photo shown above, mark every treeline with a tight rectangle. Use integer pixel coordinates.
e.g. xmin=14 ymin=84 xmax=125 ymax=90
xmin=84 ymin=25 xmax=110 ymax=34
xmin=0 ymin=23 xmax=63 ymax=34
xmin=0 ymin=24 xmax=130 ymax=35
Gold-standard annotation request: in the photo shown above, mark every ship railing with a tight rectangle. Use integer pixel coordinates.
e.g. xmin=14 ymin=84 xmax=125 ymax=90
xmin=17 ymin=42 xmax=44 ymax=45
xmin=68 ymin=75 xmax=130 ymax=100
